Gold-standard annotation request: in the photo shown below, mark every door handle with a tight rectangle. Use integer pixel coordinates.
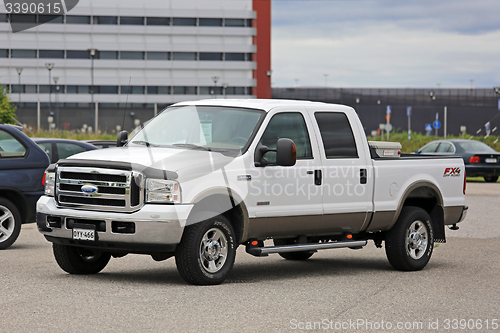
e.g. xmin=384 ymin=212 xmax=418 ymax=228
xmin=360 ymin=169 xmax=367 ymax=184
xmin=314 ymin=170 xmax=322 ymax=186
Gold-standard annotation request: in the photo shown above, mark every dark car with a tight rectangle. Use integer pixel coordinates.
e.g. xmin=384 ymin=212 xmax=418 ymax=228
xmin=31 ymin=138 xmax=98 ymax=163
xmin=83 ymin=140 xmax=117 ymax=149
xmin=0 ymin=124 xmax=50 ymax=249
xmin=417 ymin=139 xmax=500 ymax=182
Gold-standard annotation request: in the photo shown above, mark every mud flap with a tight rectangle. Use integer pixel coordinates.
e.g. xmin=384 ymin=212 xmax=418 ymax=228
xmin=430 ymin=205 xmax=446 ymax=243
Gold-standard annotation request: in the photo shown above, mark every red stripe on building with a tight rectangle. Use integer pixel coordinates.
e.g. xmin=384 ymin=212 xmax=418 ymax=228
xmin=252 ymin=0 xmax=271 ymax=99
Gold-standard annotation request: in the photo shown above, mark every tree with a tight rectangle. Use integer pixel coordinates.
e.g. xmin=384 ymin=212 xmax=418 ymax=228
xmin=0 ymin=85 xmax=17 ymax=124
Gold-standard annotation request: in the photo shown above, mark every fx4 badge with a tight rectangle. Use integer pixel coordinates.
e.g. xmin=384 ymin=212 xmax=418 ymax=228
xmin=443 ymin=167 xmax=461 ymax=177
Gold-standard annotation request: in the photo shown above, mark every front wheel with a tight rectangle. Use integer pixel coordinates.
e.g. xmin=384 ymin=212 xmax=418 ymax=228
xmin=53 ymin=243 xmax=111 ymax=274
xmin=484 ymin=176 xmax=498 ymax=183
xmin=385 ymin=206 xmax=434 ymax=271
xmin=175 ymin=214 xmax=236 ymax=285
xmin=0 ymin=198 xmax=22 ymax=250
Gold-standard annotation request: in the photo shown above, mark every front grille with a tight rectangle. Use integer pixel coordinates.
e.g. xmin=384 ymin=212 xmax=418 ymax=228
xmin=56 ymin=166 xmax=143 ymax=212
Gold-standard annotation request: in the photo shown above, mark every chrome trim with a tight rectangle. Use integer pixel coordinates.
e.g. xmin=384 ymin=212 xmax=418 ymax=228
xmin=259 ymin=240 xmax=367 ymax=254
xmin=56 ymin=166 xmax=144 ymax=213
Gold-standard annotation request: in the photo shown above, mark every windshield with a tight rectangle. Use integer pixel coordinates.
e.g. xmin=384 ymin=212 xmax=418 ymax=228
xmin=456 ymin=141 xmax=497 ymax=153
xmin=129 ymin=105 xmax=264 ymax=152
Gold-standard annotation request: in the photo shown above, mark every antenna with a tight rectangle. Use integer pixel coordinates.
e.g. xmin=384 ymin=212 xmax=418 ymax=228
xmin=121 ymin=77 xmax=132 ymax=131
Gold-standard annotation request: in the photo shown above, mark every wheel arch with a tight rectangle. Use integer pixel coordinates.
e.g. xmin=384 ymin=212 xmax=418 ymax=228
xmin=0 ymin=188 xmax=29 ymax=223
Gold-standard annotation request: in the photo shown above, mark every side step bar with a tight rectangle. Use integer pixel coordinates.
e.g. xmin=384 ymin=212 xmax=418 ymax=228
xmin=246 ymin=240 xmax=368 ymax=257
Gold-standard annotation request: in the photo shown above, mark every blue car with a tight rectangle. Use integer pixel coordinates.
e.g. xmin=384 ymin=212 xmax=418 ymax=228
xmin=0 ymin=124 xmax=49 ymax=249
xmin=31 ymin=138 xmax=98 ymax=164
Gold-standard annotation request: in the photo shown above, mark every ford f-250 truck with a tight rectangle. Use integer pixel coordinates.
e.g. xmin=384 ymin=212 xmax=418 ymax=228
xmin=37 ymin=100 xmax=467 ymax=285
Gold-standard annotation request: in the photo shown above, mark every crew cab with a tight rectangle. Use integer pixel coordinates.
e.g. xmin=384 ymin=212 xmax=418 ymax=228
xmin=0 ymin=123 xmax=49 ymax=249
xmin=37 ymin=100 xmax=467 ymax=284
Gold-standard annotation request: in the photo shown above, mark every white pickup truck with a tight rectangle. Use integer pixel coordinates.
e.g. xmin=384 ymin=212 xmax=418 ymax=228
xmin=37 ymin=99 xmax=467 ymax=285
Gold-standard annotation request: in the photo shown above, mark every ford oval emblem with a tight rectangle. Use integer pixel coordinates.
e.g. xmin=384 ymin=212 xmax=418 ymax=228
xmin=81 ymin=184 xmax=98 ymax=195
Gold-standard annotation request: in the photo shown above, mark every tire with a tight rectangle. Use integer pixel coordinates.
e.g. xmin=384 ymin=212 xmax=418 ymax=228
xmin=273 ymin=238 xmax=315 ymax=261
xmin=0 ymin=198 xmax=22 ymax=250
xmin=175 ymin=214 xmax=236 ymax=285
xmin=385 ymin=206 xmax=434 ymax=271
xmin=484 ymin=176 xmax=498 ymax=183
xmin=53 ymin=243 xmax=111 ymax=274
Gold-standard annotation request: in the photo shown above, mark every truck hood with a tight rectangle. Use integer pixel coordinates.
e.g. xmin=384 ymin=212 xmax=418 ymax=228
xmin=67 ymin=146 xmax=239 ymax=179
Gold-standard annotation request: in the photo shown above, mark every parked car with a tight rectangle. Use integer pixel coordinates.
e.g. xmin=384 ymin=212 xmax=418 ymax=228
xmin=31 ymin=138 xmax=98 ymax=163
xmin=0 ymin=124 xmax=49 ymax=249
xmin=83 ymin=140 xmax=117 ymax=149
xmin=417 ymin=139 xmax=500 ymax=182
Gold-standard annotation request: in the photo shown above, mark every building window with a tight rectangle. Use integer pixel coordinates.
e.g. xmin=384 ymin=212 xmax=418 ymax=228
xmin=158 ymin=86 xmax=171 ymax=94
xmin=94 ymin=16 xmax=118 ymax=25
xmin=147 ymin=51 xmax=170 ymax=60
xmin=98 ymin=51 xmax=119 ymax=59
xmin=172 ymin=17 xmax=196 ymax=26
xmin=66 ymin=85 xmax=77 ymax=94
xmin=11 ymin=85 xmax=24 ymax=94
xmin=147 ymin=86 xmax=158 ymax=94
xmin=173 ymin=52 xmax=197 ymax=61
xmin=66 ymin=15 xmax=91 ymax=24
xmin=39 ymin=50 xmax=64 ymax=58
xmin=98 ymin=86 xmax=119 ymax=94
xmin=11 ymin=49 xmax=37 ymax=58
xmin=225 ymin=18 xmax=245 ymax=27
xmin=199 ymin=18 xmax=222 ymax=27
xmin=39 ymin=85 xmax=50 ymax=94
xmin=10 ymin=14 xmax=36 ymax=23
xmin=25 ymin=85 xmax=38 ymax=94
xmin=120 ymin=16 xmax=144 ymax=25
xmin=66 ymin=50 xmax=90 ymax=59
xmin=100 ymin=103 xmax=119 ymax=108
xmin=120 ymin=51 xmax=145 ymax=60
xmin=0 ymin=14 xmax=8 ymax=22
xmin=78 ymin=86 xmax=90 ymax=94
xmin=121 ymin=86 xmax=145 ymax=94
xmin=199 ymin=52 xmax=223 ymax=61
xmin=146 ymin=17 xmax=170 ymax=26
xmin=0 ymin=49 xmax=8 ymax=58
xmin=39 ymin=15 xmax=63 ymax=24
xmin=224 ymin=53 xmax=245 ymax=61
xmin=173 ymin=86 xmax=197 ymax=95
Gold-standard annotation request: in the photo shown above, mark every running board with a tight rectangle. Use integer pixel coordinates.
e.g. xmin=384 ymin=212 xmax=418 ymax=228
xmin=246 ymin=240 xmax=368 ymax=257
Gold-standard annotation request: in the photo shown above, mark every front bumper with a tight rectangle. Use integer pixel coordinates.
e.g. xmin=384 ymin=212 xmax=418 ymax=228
xmin=36 ymin=196 xmax=193 ymax=252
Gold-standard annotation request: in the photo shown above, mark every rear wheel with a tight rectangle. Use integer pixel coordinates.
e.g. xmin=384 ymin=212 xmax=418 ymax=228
xmin=53 ymin=243 xmax=111 ymax=274
xmin=274 ymin=238 xmax=315 ymax=261
xmin=385 ymin=206 xmax=434 ymax=271
xmin=0 ymin=198 xmax=22 ymax=250
xmin=484 ymin=176 xmax=498 ymax=183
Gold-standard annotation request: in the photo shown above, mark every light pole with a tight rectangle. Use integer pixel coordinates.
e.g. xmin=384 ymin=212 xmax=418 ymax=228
xmin=324 ymin=74 xmax=329 ymax=88
xmin=16 ymin=68 xmax=23 ymax=105
xmin=222 ymin=83 xmax=228 ymax=99
xmin=266 ymin=70 xmax=272 ymax=99
xmin=45 ymin=63 xmax=54 ymax=116
xmin=212 ymin=76 xmax=219 ymax=99
xmin=88 ymin=48 xmax=97 ymax=132
xmin=53 ymin=76 xmax=59 ymax=129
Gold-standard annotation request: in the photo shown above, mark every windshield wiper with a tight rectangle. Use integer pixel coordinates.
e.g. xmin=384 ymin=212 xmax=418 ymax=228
xmin=172 ymin=143 xmax=212 ymax=151
xmin=131 ymin=140 xmax=161 ymax=147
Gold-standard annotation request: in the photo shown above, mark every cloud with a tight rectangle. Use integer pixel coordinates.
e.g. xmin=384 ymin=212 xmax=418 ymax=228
xmin=271 ymin=0 xmax=500 ymax=87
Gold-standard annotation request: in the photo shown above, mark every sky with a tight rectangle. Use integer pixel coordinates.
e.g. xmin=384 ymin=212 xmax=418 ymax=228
xmin=271 ymin=0 xmax=500 ymax=88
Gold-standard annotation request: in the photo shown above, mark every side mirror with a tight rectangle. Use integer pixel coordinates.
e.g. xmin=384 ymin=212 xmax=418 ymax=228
xmin=415 ymin=150 xmax=420 ymax=154
xmin=254 ymin=138 xmax=297 ymax=167
xmin=276 ymin=138 xmax=297 ymax=166
xmin=117 ymin=130 xmax=128 ymax=147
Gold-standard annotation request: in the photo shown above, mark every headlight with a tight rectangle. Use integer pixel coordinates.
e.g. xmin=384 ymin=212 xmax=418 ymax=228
xmin=146 ymin=179 xmax=181 ymax=203
xmin=43 ymin=172 xmax=56 ymax=197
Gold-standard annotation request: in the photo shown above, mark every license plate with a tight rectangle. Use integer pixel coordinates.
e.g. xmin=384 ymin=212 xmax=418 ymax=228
xmin=486 ymin=158 xmax=497 ymax=163
xmin=72 ymin=228 xmax=95 ymax=241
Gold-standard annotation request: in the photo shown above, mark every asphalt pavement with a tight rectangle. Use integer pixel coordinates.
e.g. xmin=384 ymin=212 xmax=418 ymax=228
xmin=1 ymin=182 xmax=499 ymax=333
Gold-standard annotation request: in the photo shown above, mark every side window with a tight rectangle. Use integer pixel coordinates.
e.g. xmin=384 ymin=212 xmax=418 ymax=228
xmin=314 ymin=112 xmax=358 ymax=158
xmin=259 ymin=112 xmax=313 ymax=162
xmin=37 ymin=142 xmax=52 ymax=162
xmin=0 ymin=130 xmax=27 ymax=158
xmin=436 ymin=143 xmax=453 ymax=153
xmin=420 ymin=142 xmax=439 ymax=153
xmin=57 ymin=143 xmax=86 ymax=160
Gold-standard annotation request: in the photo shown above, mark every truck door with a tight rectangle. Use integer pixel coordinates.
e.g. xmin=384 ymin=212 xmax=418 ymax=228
xmin=246 ymin=107 xmax=325 ymax=239
xmin=309 ymin=110 xmax=374 ymax=233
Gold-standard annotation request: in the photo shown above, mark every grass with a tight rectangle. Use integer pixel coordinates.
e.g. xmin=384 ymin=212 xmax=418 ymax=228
xmin=25 ymin=129 xmax=117 ymax=141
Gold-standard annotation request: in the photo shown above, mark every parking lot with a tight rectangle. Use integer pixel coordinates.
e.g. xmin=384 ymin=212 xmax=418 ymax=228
xmin=1 ymin=182 xmax=499 ymax=333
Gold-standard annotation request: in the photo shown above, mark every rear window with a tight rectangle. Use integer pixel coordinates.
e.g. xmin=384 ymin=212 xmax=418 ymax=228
xmin=0 ymin=130 xmax=27 ymax=158
xmin=456 ymin=141 xmax=496 ymax=153
xmin=314 ymin=112 xmax=358 ymax=158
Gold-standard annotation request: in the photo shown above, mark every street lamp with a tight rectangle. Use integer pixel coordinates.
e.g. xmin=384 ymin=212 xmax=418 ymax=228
xmin=212 ymin=76 xmax=219 ymax=99
xmin=266 ymin=70 xmax=272 ymax=99
xmin=222 ymin=83 xmax=228 ymax=99
xmin=88 ymin=48 xmax=98 ymax=132
xmin=45 ymin=63 xmax=54 ymax=116
xmin=53 ymin=76 xmax=59 ymax=129
xmin=16 ymin=68 xmax=23 ymax=105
